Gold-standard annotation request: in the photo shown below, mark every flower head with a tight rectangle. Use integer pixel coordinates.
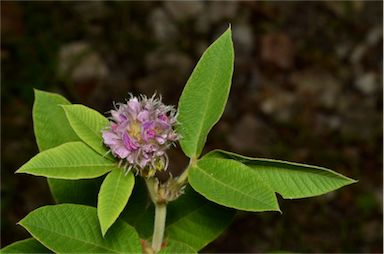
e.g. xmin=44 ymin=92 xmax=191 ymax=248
xmin=102 ymin=94 xmax=179 ymax=177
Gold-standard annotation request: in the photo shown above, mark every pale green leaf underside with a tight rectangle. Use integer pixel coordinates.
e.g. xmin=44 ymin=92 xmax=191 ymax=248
xmin=177 ymin=27 xmax=234 ymax=158
xmin=33 ymin=89 xmax=102 ymax=205
xmin=165 ymin=187 xmax=235 ymax=251
xmin=159 ymin=240 xmax=196 ymax=254
xmin=62 ymin=104 xmax=112 ymax=159
xmin=19 ymin=204 xmax=142 ymax=254
xmin=17 ymin=142 xmax=115 ymax=179
xmin=98 ymin=169 xmax=135 ymax=236
xmin=205 ymin=150 xmax=357 ymax=199
xmin=189 ymin=158 xmax=280 ymax=212
xmin=1 ymin=238 xmax=52 ymax=253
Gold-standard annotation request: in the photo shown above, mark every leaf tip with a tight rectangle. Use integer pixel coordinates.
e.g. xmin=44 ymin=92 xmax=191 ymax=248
xmin=15 ymin=167 xmax=24 ymax=174
xmin=343 ymin=175 xmax=358 ymax=186
xmin=224 ymin=24 xmax=232 ymax=38
xmin=16 ymin=218 xmax=25 ymax=227
xmin=97 ymin=211 xmax=108 ymax=238
xmin=100 ymin=222 xmax=111 ymax=238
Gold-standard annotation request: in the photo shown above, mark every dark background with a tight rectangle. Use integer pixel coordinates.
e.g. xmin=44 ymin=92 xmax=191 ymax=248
xmin=1 ymin=1 xmax=382 ymax=253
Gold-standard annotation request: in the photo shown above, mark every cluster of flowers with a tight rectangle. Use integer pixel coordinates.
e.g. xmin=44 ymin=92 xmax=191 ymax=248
xmin=102 ymin=94 xmax=179 ymax=177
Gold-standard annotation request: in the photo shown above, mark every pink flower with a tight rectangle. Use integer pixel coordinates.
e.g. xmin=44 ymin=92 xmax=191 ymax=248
xmin=102 ymin=94 xmax=179 ymax=177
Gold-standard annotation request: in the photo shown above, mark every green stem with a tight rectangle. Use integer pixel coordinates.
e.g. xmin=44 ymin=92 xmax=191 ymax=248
xmin=152 ymin=202 xmax=167 ymax=253
xmin=176 ymin=158 xmax=197 ymax=185
xmin=145 ymin=178 xmax=157 ymax=203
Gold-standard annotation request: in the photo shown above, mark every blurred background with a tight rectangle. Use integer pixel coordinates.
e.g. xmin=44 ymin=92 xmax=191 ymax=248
xmin=1 ymin=1 xmax=382 ymax=253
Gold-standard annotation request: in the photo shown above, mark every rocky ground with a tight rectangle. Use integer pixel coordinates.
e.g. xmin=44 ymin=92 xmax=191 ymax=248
xmin=1 ymin=1 xmax=382 ymax=252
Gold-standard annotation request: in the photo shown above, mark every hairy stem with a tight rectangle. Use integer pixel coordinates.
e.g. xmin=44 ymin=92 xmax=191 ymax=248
xmin=152 ymin=202 xmax=167 ymax=253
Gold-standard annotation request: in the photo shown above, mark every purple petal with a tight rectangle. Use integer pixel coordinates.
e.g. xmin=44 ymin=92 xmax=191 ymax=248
xmin=156 ymin=136 xmax=166 ymax=144
xmin=158 ymin=114 xmax=168 ymax=122
xmin=128 ymin=98 xmax=141 ymax=114
xmin=142 ymin=121 xmax=154 ymax=130
xmin=127 ymin=153 xmax=135 ymax=164
xmin=123 ymin=133 xmax=139 ymax=151
xmin=102 ymin=131 xmax=119 ymax=145
xmin=111 ymin=123 xmax=118 ymax=131
xmin=137 ymin=110 xmax=150 ymax=122
xmin=114 ymin=145 xmax=129 ymax=158
xmin=119 ymin=114 xmax=127 ymax=122
xmin=111 ymin=110 xmax=120 ymax=122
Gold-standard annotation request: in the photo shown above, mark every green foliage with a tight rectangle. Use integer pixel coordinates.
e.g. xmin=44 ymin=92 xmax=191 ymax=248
xmin=165 ymin=187 xmax=235 ymax=251
xmin=33 ymin=89 xmax=80 ymax=151
xmin=16 ymin=142 xmax=115 ymax=179
xmin=1 ymin=238 xmax=51 ymax=253
xmin=98 ymin=169 xmax=135 ymax=236
xmin=62 ymin=104 xmax=112 ymax=158
xmin=189 ymin=157 xmax=280 ymax=212
xmin=47 ymin=177 xmax=103 ymax=206
xmin=33 ymin=89 xmax=102 ymax=205
xmin=19 ymin=204 xmax=142 ymax=253
xmin=9 ymin=28 xmax=357 ymax=254
xmin=177 ymin=27 xmax=234 ymax=159
xmin=205 ymin=150 xmax=357 ymax=199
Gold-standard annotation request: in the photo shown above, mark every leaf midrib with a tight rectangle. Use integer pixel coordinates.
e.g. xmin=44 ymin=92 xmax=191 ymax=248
xmin=101 ymin=170 xmax=125 ymax=231
xmin=67 ymin=106 xmax=106 ymax=141
xmin=181 ymin=35 xmax=229 ymax=157
xmin=190 ymin=53 xmax=220 ymax=156
xmin=248 ymin=164 xmax=352 ymax=181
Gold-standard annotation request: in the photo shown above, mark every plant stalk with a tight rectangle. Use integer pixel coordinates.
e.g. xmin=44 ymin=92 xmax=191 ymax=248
xmin=176 ymin=158 xmax=196 ymax=185
xmin=152 ymin=202 xmax=167 ymax=253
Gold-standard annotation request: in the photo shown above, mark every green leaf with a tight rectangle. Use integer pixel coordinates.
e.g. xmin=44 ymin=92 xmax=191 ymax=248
xmin=33 ymin=89 xmax=80 ymax=151
xmin=1 ymin=238 xmax=52 ymax=253
xmin=189 ymin=157 xmax=280 ymax=212
xmin=205 ymin=150 xmax=357 ymax=199
xmin=47 ymin=177 xmax=103 ymax=206
xmin=98 ymin=169 xmax=135 ymax=236
xmin=159 ymin=240 xmax=196 ymax=254
xmin=177 ymin=27 xmax=234 ymax=158
xmin=19 ymin=204 xmax=142 ymax=253
xmin=62 ymin=104 xmax=112 ymax=158
xmin=165 ymin=187 xmax=235 ymax=251
xmin=33 ymin=89 xmax=101 ymax=205
xmin=17 ymin=142 xmax=115 ymax=179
